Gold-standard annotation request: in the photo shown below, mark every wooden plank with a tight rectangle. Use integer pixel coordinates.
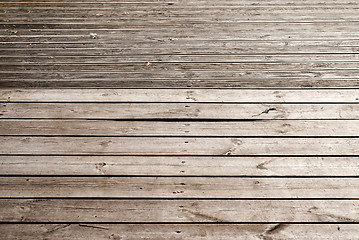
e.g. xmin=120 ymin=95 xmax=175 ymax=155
xmin=1 ymin=224 xmax=358 ymax=240
xmin=2 ymin=62 xmax=359 ymax=72
xmin=2 ymin=89 xmax=359 ymax=103
xmin=2 ymin=54 xmax=359 ymax=62
xmin=1 ymin=120 xmax=358 ymax=136
xmin=3 ymin=7 xmax=359 ymax=19
xmin=1 ymin=177 xmax=359 ymax=198
xmin=1 ymin=137 xmax=359 ymax=155
xmin=4 ymin=55 xmax=359 ymax=64
xmin=1 ymin=199 xmax=358 ymax=222
xmin=1 ymin=156 xmax=359 ymax=176
xmin=1 ymin=79 xmax=358 ymax=89
xmin=1 ymin=103 xmax=359 ymax=119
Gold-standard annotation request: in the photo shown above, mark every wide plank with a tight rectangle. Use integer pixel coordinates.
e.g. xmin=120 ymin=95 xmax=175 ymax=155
xmin=1 ymin=177 xmax=359 ymax=198
xmin=1 ymin=199 xmax=358 ymax=222
xmin=1 ymin=137 xmax=359 ymax=155
xmin=2 ymin=89 xmax=359 ymax=103
xmin=1 ymin=103 xmax=359 ymax=119
xmin=1 ymin=224 xmax=358 ymax=240
xmin=1 ymin=120 xmax=358 ymax=136
xmin=1 ymin=156 xmax=359 ymax=176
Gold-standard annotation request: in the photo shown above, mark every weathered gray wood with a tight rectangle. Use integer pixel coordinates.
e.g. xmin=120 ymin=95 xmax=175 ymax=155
xmin=2 ymin=89 xmax=359 ymax=102
xmin=1 ymin=199 xmax=358 ymax=222
xmin=1 ymin=103 xmax=359 ymax=119
xmin=1 ymin=137 xmax=359 ymax=155
xmin=1 ymin=120 xmax=358 ymax=136
xmin=2 ymin=62 xmax=359 ymax=72
xmin=1 ymin=156 xmax=359 ymax=176
xmin=1 ymin=224 xmax=358 ymax=240
xmin=1 ymin=177 xmax=359 ymax=198
xmin=2 ymin=79 xmax=358 ymax=88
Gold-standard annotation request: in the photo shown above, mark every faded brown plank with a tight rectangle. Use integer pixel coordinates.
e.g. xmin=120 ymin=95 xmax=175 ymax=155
xmin=1 ymin=156 xmax=359 ymax=176
xmin=1 ymin=137 xmax=359 ymax=155
xmin=1 ymin=62 xmax=359 ymax=72
xmin=1 ymin=224 xmax=358 ymax=240
xmin=1 ymin=103 xmax=358 ymax=119
xmin=1 ymin=199 xmax=358 ymax=222
xmin=2 ymin=89 xmax=359 ymax=102
xmin=1 ymin=120 xmax=358 ymax=136
xmin=1 ymin=79 xmax=358 ymax=88
xmin=1 ymin=177 xmax=359 ymax=198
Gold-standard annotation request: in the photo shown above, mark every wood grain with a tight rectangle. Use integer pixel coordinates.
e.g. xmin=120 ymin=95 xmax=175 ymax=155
xmin=1 ymin=120 xmax=358 ymax=136
xmin=1 ymin=156 xmax=359 ymax=176
xmin=1 ymin=103 xmax=359 ymax=119
xmin=2 ymin=89 xmax=359 ymax=102
xmin=1 ymin=224 xmax=358 ymax=240
xmin=1 ymin=199 xmax=358 ymax=222
xmin=1 ymin=137 xmax=359 ymax=155
xmin=1 ymin=177 xmax=359 ymax=198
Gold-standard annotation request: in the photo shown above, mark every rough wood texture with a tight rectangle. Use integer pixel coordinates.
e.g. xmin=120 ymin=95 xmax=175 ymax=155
xmin=2 ymin=103 xmax=359 ymax=119
xmin=1 ymin=0 xmax=359 ymax=238
xmin=1 ymin=120 xmax=358 ymax=136
xmin=2 ymin=137 xmax=359 ymax=155
xmin=1 ymin=89 xmax=359 ymax=102
xmin=1 ymin=224 xmax=357 ymax=240
xmin=1 ymin=156 xmax=359 ymax=176
xmin=1 ymin=199 xmax=359 ymax=222
xmin=1 ymin=177 xmax=359 ymax=198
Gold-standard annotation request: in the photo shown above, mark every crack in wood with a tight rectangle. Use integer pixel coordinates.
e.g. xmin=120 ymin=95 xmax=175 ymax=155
xmin=181 ymin=208 xmax=225 ymax=222
xmin=308 ymin=207 xmax=358 ymax=222
xmin=224 ymin=138 xmax=242 ymax=155
xmin=78 ymin=224 xmax=109 ymax=230
xmin=256 ymin=159 xmax=275 ymax=170
xmin=258 ymin=223 xmax=288 ymax=240
xmin=252 ymin=106 xmax=277 ymax=117
xmin=45 ymin=224 xmax=71 ymax=235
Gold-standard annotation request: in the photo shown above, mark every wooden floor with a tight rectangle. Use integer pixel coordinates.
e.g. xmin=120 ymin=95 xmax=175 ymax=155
xmin=1 ymin=0 xmax=359 ymax=239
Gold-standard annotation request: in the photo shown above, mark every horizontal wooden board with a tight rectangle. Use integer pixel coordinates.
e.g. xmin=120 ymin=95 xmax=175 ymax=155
xmin=2 ymin=79 xmax=359 ymax=88
xmin=1 ymin=156 xmax=359 ymax=176
xmin=1 ymin=223 xmax=358 ymax=240
xmin=3 ymin=7 xmax=359 ymax=22
xmin=1 ymin=199 xmax=359 ymax=222
xmin=1 ymin=177 xmax=359 ymax=198
xmin=1 ymin=120 xmax=359 ymax=136
xmin=2 ymin=89 xmax=359 ymax=103
xmin=1 ymin=103 xmax=359 ymax=119
xmin=2 ymin=62 xmax=359 ymax=72
xmin=1 ymin=137 xmax=359 ymax=155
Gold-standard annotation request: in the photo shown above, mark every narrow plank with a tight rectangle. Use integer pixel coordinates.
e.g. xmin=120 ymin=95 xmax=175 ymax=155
xmin=1 ymin=177 xmax=359 ymax=198
xmin=2 ymin=79 xmax=358 ymax=89
xmin=1 ymin=199 xmax=358 ymax=222
xmin=1 ymin=0 xmax=358 ymax=6
xmin=1 ymin=137 xmax=359 ymax=155
xmin=1 ymin=224 xmax=358 ymax=240
xmin=2 ymin=89 xmax=359 ymax=103
xmin=1 ymin=62 xmax=358 ymax=72
xmin=1 ymin=103 xmax=358 ymax=119
xmin=1 ymin=120 xmax=358 ymax=136
xmin=1 ymin=156 xmax=359 ymax=176
xmin=2 ymin=54 xmax=359 ymax=62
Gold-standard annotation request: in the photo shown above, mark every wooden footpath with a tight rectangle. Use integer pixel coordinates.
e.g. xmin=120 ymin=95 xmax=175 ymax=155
xmin=1 ymin=0 xmax=359 ymax=239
